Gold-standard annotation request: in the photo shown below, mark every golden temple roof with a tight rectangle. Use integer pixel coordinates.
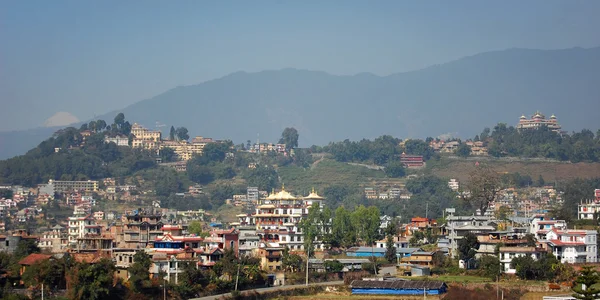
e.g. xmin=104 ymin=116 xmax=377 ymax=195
xmin=304 ymin=187 xmax=325 ymax=200
xmin=265 ymin=184 xmax=298 ymax=200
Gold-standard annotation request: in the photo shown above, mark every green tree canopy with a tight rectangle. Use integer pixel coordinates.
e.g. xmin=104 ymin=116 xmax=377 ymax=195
xmin=279 ymin=127 xmax=299 ymax=150
xmin=457 ymin=232 xmax=479 ymax=263
xmin=455 ymin=143 xmax=471 ymax=158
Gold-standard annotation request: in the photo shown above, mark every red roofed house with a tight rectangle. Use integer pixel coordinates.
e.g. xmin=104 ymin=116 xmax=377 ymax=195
xmin=545 ymin=228 xmax=597 ymax=264
xmin=18 ymin=253 xmax=52 ymax=276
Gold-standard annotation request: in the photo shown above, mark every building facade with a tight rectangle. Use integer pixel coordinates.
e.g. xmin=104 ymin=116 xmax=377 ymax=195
xmin=517 ymin=111 xmax=562 ymax=133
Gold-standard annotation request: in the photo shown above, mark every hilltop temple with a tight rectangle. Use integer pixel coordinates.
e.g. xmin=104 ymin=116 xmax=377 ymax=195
xmin=517 ymin=111 xmax=562 ymax=133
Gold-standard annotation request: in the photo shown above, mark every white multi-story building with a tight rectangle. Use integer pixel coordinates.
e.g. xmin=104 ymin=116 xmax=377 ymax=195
xmin=546 ymin=229 xmax=597 ymax=264
xmin=104 ymin=135 xmax=129 ymax=146
xmin=499 ymin=247 xmax=544 ymax=274
xmin=443 ymin=215 xmax=497 ymax=258
xmin=48 ymin=179 xmax=99 ymax=193
xmin=529 ymin=214 xmax=567 ymax=240
xmin=67 ymin=213 xmax=101 ymax=245
xmin=448 ymin=179 xmax=459 ymax=191
xmin=234 ymin=187 xmax=326 ymax=252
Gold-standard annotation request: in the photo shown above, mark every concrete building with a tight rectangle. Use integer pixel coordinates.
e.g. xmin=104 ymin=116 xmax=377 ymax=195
xmin=131 ymin=123 xmax=162 ymax=150
xmin=448 ymin=179 xmax=459 ymax=191
xmin=104 ymin=135 xmax=129 ymax=146
xmin=48 ymin=179 xmax=98 ymax=193
xmin=546 ymin=229 xmax=597 ymax=264
xmin=499 ymin=247 xmax=545 ymax=274
xmin=577 ymin=189 xmax=600 ymax=220
xmin=443 ymin=215 xmax=497 ymax=258
xmin=243 ymin=187 xmax=326 ymax=252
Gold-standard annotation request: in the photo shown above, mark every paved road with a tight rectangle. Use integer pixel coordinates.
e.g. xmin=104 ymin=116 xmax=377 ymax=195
xmin=189 ymin=280 xmax=344 ymax=300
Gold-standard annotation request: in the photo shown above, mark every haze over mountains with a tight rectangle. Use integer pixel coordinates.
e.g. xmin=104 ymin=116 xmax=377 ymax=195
xmin=1 ymin=47 xmax=600 ymax=159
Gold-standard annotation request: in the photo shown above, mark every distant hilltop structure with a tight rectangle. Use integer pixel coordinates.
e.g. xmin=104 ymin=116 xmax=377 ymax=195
xmin=517 ymin=111 xmax=562 ymax=133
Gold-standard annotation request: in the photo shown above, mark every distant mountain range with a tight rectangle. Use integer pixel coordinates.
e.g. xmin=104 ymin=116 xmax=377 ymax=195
xmin=1 ymin=47 xmax=599 ymax=159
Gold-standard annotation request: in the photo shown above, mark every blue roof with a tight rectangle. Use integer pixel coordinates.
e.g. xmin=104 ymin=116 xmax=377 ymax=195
xmin=347 ymin=247 xmax=387 ymax=253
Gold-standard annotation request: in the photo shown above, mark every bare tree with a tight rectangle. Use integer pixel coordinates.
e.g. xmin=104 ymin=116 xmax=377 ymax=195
xmin=461 ymin=165 xmax=502 ymax=216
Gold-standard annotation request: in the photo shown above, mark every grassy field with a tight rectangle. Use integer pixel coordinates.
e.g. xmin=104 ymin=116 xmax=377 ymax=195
xmin=278 ymin=158 xmax=389 ymax=193
xmin=425 ymin=156 xmax=600 ymax=182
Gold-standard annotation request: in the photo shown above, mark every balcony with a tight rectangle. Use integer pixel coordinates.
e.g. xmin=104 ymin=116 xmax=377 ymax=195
xmin=266 ymin=252 xmax=281 ymax=259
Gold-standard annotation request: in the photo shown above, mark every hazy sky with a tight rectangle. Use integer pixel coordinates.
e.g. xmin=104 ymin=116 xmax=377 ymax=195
xmin=1 ymin=0 xmax=599 ymax=131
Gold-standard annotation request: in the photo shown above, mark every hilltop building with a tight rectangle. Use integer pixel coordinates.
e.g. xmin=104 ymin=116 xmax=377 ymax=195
xmin=131 ymin=123 xmax=162 ymax=150
xmin=517 ymin=111 xmax=562 ymax=133
xmin=104 ymin=135 xmax=129 ymax=147
xmin=46 ymin=179 xmax=98 ymax=193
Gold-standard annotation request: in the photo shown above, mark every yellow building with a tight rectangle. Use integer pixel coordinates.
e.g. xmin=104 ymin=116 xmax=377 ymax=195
xmin=131 ymin=123 xmax=162 ymax=150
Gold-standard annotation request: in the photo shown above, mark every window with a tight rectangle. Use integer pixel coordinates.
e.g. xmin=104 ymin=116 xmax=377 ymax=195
xmin=129 ymin=256 xmax=132 ymax=263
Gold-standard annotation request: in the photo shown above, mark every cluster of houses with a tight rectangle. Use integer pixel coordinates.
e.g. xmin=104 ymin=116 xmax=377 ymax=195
xmin=0 ymin=186 xmax=333 ymax=287
xmin=364 ymin=186 xmax=412 ymax=200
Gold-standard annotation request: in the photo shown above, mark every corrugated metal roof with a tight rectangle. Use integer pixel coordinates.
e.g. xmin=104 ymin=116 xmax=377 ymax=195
xmin=350 ymin=280 xmax=446 ymax=290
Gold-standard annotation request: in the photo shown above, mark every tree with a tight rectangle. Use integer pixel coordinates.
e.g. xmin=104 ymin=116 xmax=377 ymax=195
xmin=128 ymin=251 xmax=152 ymax=293
xmin=511 ymin=253 xmax=560 ymax=281
xmin=114 ymin=113 xmax=125 ymax=128
xmin=384 ymin=233 xmax=397 ymax=263
xmin=323 ymin=260 xmax=344 ymax=272
xmin=385 ymin=161 xmax=406 ymax=178
xmin=537 ymin=175 xmax=546 ymax=187
xmin=68 ymin=258 xmax=117 ymax=300
xmin=0 ymin=189 xmax=13 ymax=199
xmin=455 ymin=143 xmax=471 ymax=158
xmin=350 ymin=205 xmax=381 ymax=274
xmin=330 ymin=206 xmax=356 ymax=248
xmin=169 ymin=126 xmax=176 ymax=140
xmin=187 ymin=221 xmax=207 ymax=236
xmin=187 ymin=164 xmax=215 ymax=185
xmin=282 ymin=247 xmax=303 ymax=272
xmin=477 ymin=255 xmax=501 ymax=280
xmin=299 ymin=203 xmax=322 ymax=256
xmin=409 ymin=231 xmax=425 ymax=247
xmin=525 ymin=233 xmax=537 ymax=247
xmin=242 ymin=165 xmax=278 ymax=191
xmin=279 ymin=127 xmax=299 ymax=150
xmin=160 ymin=147 xmax=177 ymax=162
xmin=495 ymin=205 xmax=512 ymax=221
xmin=461 ymin=165 xmax=501 ymax=216
xmin=95 ymin=120 xmax=107 ymax=131
xmin=572 ymin=266 xmax=600 ymax=300
xmin=14 ymin=240 xmax=40 ymax=259
xmin=175 ymin=127 xmax=189 ymax=141
xmin=21 ymin=258 xmax=65 ymax=290
xmin=457 ymin=232 xmax=479 ymax=264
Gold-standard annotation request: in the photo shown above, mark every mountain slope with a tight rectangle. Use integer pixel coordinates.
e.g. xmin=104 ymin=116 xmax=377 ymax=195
xmin=2 ymin=47 xmax=600 ymax=159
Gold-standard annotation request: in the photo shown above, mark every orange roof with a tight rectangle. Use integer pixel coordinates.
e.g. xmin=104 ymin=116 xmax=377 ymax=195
xmin=18 ymin=253 xmax=52 ymax=265
xmin=411 ymin=217 xmax=429 ymax=222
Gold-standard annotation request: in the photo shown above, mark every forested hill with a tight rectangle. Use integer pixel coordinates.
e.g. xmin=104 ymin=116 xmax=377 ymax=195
xmin=0 ymin=114 xmax=157 ymax=186
xmin=2 ymin=46 xmax=600 ymax=159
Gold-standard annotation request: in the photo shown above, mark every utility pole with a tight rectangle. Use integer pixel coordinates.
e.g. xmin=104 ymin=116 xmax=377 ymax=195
xmin=305 ymin=247 xmax=310 ymax=286
xmin=163 ymin=278 xmax=166 ymax=300
xmin=235 ymin=263 xmax=241 ymax=291
xmin=41 ymin=284 xmax=44 ymax=300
